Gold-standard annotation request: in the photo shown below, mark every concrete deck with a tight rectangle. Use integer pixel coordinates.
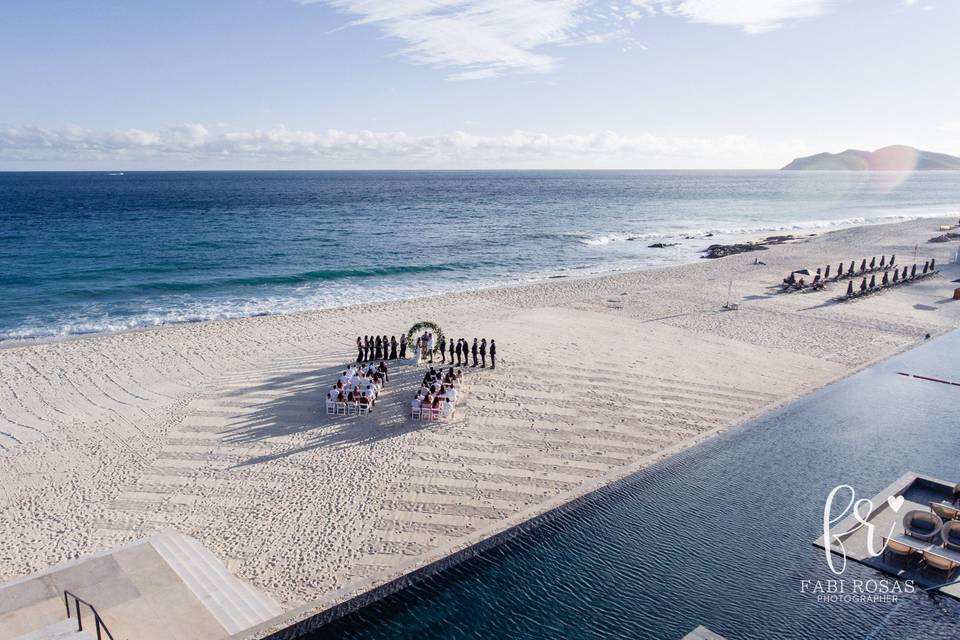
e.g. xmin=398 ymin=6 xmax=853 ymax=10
xmin=0 ymin=529 xmax=282 ymax=640
xmin=814 ymin=471 xmax=960 ymax=598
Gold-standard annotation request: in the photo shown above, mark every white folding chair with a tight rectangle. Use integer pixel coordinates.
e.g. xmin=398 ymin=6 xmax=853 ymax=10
xmin=357 ymin=403 xmax=370 ymax=415
xmin=325 ymin=400 xmax=335 ymax=415
xmin=347 ymin=402 xmax=359 ymax=416
xmin=411 ymin=405 xmax=421 ymax=419
xmin=335 ymin=402 xmax=347 ymax=415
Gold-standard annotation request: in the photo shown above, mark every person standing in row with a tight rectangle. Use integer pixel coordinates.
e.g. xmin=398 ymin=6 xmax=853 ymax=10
xmin=427 ymin=332 xmax=436 ymax=363
xmin=356 ymin=337 xmax=364 ymax=362
xmin=448 ymin=338 xmax=454 ymax=363
xmin=471 ymin=338 xmax=479 ymax=367
xmin=454 ymin=338 xmax=462 ymax=365
xmin=490 ymin=339 xmax=496 ymax=369
xmin=399 ymin=334 xmax=407 ymax=359
xmin=479 ymin=338 xmax=487 ymax=367
xmin=439 ymin=336 xmax=447 ymax=363
xmin=390 ymin=336 xmax=398 ymax=359
xmin=363 ymin=336 xmax=371 ymax=361
xmin=375 ymin=336 xmax=382 ymax=360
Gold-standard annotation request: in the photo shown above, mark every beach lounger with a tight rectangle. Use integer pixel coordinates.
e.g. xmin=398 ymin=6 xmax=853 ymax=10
xmin=881 ymin=537 xmax=916 ymax=565
xmin=921 ymin=550 xmax=960 ymax=578
xmin=903 ymin=510 xmax=943 ymax=542
xmin=931 ymin=502 xmax=960 ymax=521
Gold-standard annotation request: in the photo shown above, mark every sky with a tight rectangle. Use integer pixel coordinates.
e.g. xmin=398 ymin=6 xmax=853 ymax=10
xmin=1 ymin=0 xmax=958 ymax=169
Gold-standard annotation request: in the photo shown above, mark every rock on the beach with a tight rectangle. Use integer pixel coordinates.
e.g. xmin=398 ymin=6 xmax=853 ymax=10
xmin=929 ymin=234 xmax=951 ymax=243
xmin=702 ymin=243 xmax=769 ymax=259
xmin=648 ymin=242 xmax=678 ymax=248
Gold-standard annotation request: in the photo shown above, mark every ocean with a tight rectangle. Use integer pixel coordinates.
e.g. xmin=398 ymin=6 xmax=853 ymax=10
xmin=2 ymin=170 xmax=958 ymax=342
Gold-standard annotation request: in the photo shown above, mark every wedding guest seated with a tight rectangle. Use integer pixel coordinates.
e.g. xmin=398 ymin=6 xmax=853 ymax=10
xmin=378 ymin=361 xmax=389 ymax=383
xmin=336 ymin=391 xmax=347 ymax=403
xmin=445 ymin=386 xmax=458 ymax=403
xmin=327 ymin=387 xmax=340 ymax=401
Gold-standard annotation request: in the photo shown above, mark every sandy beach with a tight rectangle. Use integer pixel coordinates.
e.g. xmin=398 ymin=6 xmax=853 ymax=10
xmin=2 ymin=217 xmax=959 ymax=634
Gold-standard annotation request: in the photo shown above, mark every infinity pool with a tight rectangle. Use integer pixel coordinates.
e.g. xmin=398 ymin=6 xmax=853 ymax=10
xmin=308 ymin=332 xmax=960 ymax=640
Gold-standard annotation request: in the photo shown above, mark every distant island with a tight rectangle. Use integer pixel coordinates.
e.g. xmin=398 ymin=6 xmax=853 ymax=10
xmin=782 ymin=145 xmax=960 ymax=170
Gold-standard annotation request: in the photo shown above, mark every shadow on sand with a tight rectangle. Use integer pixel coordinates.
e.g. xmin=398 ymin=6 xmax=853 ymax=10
xmin=220 ymin=358 xmax=465 ymax=467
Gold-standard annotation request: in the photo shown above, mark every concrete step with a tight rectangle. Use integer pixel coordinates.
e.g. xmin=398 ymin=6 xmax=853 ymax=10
xmin=14 ymin=619 xmax=92 ymax=640
xmin=149 ymin=529 xmax=282 ymax=635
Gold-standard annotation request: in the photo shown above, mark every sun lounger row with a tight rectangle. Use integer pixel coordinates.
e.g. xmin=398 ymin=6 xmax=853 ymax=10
xmin=780 ymin=255 xmax=897 ymax=293
xmin=837 ymin=260 xmax=939 ymax=301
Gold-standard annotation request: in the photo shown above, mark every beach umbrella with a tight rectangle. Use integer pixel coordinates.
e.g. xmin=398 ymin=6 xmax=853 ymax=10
xmin=794 ymin=268 xmax=811 ymax=276
xmin=880 ymin=255 xmax=886 ymax=268
xmin=869 ymin=274 xmax=876 ymax=288
xmin=860 ymin=278 xmax=868 ymax=292
xmin=846 ymin=281 xmax=854 ymax=296
xmin=849 ymin=260 xmax=856 ymax=274
xmin=923 ymin=261 xmax=929 ymax=274
xmin=911 ymin=264 xmax=917 ymax=278
xmin=890 ymin=254 xmax=896 ymax=266
xmin=931 ymin=258 xmax=936 ymax=270
xmin=902 ymin=266 xmax=908 ymax=280
xmin=824 ymin=265 xmax=831 ymax=279
xmin=869 ymin=257 xmax=876 ymax=269
xmin=860 ymin=259 xmax=867 ymax=272
xmin=882 ymin=271 xmax=889 ymax=286
xmin=837 ymin=263 xmax=844 ymax=277
xmin=893 ymin=269 xmax=899 ymax=282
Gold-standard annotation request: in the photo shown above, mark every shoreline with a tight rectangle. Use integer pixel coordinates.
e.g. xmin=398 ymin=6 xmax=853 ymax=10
xmin=2 ymin=216 xmax=959 ymax=640
xmin=2 ymin=208 xmax=954 ymax=351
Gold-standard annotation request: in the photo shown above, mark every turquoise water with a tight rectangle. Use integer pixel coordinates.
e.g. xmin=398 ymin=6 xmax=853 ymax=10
xmin=309 ymin=332 xmax=960 ymax=640
xmin=2 ymin=170 xmax=959 ymax=342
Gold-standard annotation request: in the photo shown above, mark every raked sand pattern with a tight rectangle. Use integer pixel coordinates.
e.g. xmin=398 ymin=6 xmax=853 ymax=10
xmin=2 ymin=218 xmax=960 ymax=627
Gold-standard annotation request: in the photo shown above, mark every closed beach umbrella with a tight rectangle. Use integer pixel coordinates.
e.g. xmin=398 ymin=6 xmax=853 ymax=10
xmin=931 ymin=258 xmax=936 ymax=270
xmin=911 ymin=264 xmax=917 ymax=278
xmin=860 ymin=278 xmax=868 ymax=292
xmin=860 ymin=259 xmax=867 ymax=272
xmin=849 ymin=260 xmax=856 ymax=274
xmin=869 ymin=257 xmax=876 ymax=269
xmin=902 ymin=266 xmax=908 ymax=280
xmin=846 ymin=281 xmax=854 ymax=296
xmin=881 ymin=271 xmax=889 ymax=286
xmin=893 ymin=269 xmax=899 ymax=282
xmin=880 ymin=255 xmax=886 ymax=268
xmin=923 ymin=261 xmax=929 ymax=274
xmin=869 ymin=274 xmax=876 ymax=288
xmin=890 ymin=254 xmax=896 ymax=266
xmin=824 ymin=265 xmax=831 ymax=279
xmin=838 ymin=263 xmax=844 ymax=276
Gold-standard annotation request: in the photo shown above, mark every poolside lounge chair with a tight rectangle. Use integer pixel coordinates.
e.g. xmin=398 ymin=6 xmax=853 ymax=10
xmin=921 ymin=550 xmax=959 ymax=578
xmin=932 ymin=502 xmax=960 ymax=522
xmin=881 ymin=537 xmax=916 ymax=565
xmin=903 ymin=510 xmax=943 ymax=542
xmin=942 ymin=520 xmax=960 ymax=552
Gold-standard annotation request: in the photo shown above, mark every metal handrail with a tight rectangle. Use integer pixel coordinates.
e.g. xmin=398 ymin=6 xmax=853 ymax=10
xmin=63 ymin=590 xmax=116 ymax=640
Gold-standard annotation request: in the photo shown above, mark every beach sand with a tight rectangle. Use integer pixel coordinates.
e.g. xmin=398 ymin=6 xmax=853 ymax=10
xmin=2 ymin=217 xmax=959 ymax=633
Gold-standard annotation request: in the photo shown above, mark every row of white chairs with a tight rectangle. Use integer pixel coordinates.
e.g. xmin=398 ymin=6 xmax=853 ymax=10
xmin=411 ymin=403 xmax=454 ymax=421
xmin=325 ymin=400 xmax=371 ymax=416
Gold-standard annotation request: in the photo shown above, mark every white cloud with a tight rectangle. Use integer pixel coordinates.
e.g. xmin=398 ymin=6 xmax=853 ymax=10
xmin=0 ymin=123 xmax=805 ymax=169
xmin=298 ymin=0 xmax=835 ymax=78
xmin=634 ymin=0 xmax=831 ymax=33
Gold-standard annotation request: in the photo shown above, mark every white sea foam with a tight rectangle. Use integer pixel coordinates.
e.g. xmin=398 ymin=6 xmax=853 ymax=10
xmin=577 ymin=210 xmax=953 ymax=247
